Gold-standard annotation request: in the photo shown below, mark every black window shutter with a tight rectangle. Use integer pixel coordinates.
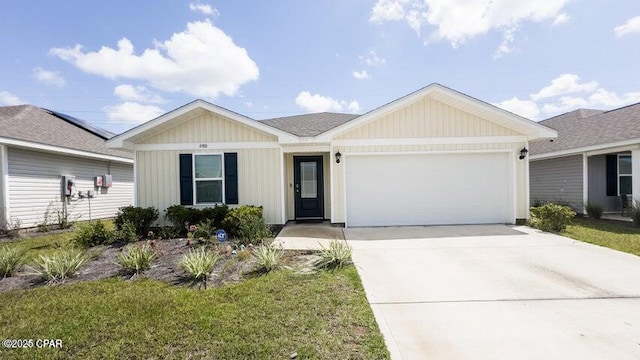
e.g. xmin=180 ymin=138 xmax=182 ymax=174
xmin=179 ymin=154 xmax=193 ymax=205
xmin=606 ymin=154 xmax=617 ymax=196
xmin=224 ymin=152 xmax=239 ymax=204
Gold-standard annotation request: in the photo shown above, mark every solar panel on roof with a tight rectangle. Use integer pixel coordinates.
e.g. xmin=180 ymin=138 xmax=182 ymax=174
xmin=46 ymin=109 xmax=115 ymax=139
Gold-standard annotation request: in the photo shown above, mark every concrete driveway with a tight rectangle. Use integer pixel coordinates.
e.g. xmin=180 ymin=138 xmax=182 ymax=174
xmin=346 ymin=225 xmax=640 ymax=360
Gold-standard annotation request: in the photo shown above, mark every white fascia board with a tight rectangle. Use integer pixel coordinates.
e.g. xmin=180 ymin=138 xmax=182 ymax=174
xmin=106 ymin=99 xmax=298 ymax=148
xmin=0 ymin=137 xmax=133 ymax=164
xmin=530 ymin=138 xmax=640 ymax=161
xmin=333 ymin=136 xmax=526 ymax=147
xmin=316 ymin=83 xmax=558 ymax=142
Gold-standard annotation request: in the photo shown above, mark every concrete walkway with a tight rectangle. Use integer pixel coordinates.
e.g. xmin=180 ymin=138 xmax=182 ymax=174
xmin=346 ymin=225 xmax=640 ymax=360
xmin=272 ymin=221 xmax=344 ymax=250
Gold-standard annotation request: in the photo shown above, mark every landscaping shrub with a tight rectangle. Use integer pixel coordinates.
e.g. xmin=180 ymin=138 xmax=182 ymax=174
xmin=529 ymin=204 xmax=576 ymax=232
xmin=631 ymin=201 xmax=640 ymax=227
xmin=0 ymin=217 xmax=21 ymax=239
xmin=585 ymin=202 xmax=604 ymax=220
xmin=187 ymin=220 xmax=214 ymax=243
xmin=315 ymin=240 xmax=353 ymax=270
xmin=165 ymin=205 xmax=228 ymax=235
xmin=237 ymin=216 xmax=271 ymax=244
xmin=116 ymin=221 xmax=138 ymax=243
xmin=0 ymin=246 xmax=26 ymax=277
xmin=72 ymin=220 xmax=115 ymax=248
xmin=252 ymin=243 xmax=283 ymax=273
xmin=117 ymin=243 xmax=156 ymax=275
xmin=179 ymin=247 xmax=219 ymax=287
xmin=28 ymin=250 xmax=89 ymax=283
xmin=222 ymin=205 xmax=264 ymax=239
xmin=115 ymin=206 xmax=159 ymax=237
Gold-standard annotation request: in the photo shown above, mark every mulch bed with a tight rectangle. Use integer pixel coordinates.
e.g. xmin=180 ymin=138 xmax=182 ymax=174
xmin=0 ymin=238 xmax=318 ymax=293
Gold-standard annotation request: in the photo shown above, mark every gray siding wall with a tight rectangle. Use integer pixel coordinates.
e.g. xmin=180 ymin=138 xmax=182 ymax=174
xmin=7 ymin=147 xmax=134 ymax=228
xmin=530 ymin=155 xmax=583 ymax=212
xmin=588 ymin=154 xmax=623 ymax=212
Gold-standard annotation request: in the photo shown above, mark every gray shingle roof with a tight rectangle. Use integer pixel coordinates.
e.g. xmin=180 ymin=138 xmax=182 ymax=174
xmin=530 ymin=103 xmax=640 ymax=155
xmin=260 ymin=112 xmax=359 ymax=137
xmin=0 ymin=105 xmax=132 ymax=159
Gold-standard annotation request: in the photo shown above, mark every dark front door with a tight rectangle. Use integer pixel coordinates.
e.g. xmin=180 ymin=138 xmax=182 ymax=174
xmin=294 ymin=156 xmax=324 ymax=219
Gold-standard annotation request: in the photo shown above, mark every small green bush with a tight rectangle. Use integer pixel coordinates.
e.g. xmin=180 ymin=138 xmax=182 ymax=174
xmin=315 ymin=240 xmax=353 ymax=270
xmin=72 ymin=220 xmax=115 ymax=248
xmin=238 ymin=216 xmax=271 ymax=244
xmin=115 ymin=206 xmax=159 ymax=237
xmin=585 ymin=202 xmax=604 ymax=220
xmin=222 ymin=205 xmax=264 ymax=238
xmin=0 ymin=246 xmax=26 ymax=277
xmin=631 ymin=201 xmax=640 ymax=227
xmin=179 ymin=247 xmax=219 ymax=287
xmin=188 ymin=220 xmax=214 ymax=243
xmin=252 ymin=243 xmax=283 ymax=273
xmin=28 ymin=250 xmax=89 ymax=283
xmin=529 ymin=204 xmax=576 ymax=232
xmin=116 ymin=221 xmax=138 ymax=243
xmin=117 ymin=243 xmax=156 ymax=275
xmin=165 ymin=205 xmax=228 ymax=236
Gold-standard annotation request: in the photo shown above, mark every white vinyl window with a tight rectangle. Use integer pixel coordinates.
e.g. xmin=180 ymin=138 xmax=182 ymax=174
xmin=193 ymin=154 xmax=224 ymax=204
xmin=618 ymin=154 xmax=632 ymax=195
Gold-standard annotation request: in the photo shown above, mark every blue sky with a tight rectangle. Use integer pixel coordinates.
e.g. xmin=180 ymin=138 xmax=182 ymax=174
xmin=1 ymin=1 xmax=639 ymax=134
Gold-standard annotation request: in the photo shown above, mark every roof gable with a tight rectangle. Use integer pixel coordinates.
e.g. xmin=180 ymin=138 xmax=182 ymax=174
xmin=316 ymin=83 xmax=557 ymax=141
xmin=260 ymin=112 xmax=358 ymax=137
xmin=107 ymin=99 xmax=298 ymax=149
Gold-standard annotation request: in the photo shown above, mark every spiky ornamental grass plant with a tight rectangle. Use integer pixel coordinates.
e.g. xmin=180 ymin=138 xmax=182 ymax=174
xmin=315 ymin=240 xmax=353 ymax=270
xmin=117 ymin=243 xmax=156 ymax=276
xmin=28 ymin=250 xmax=89 ymax=283
xmin=0 ymin=246 xmax=26 ymax=277
xmin=252 ymin=243 xmax=284 ymax=273
xmin=179 ymin=247 xmax=219 ymax=288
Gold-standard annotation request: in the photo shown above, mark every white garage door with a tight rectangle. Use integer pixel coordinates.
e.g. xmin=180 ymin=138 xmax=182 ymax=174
xmin=345 ymin=152 xmax=511 ymax=227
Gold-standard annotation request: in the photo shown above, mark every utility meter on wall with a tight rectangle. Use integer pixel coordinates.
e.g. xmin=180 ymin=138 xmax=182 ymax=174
xmin=62 ymin=175 xmax=76 ymax=196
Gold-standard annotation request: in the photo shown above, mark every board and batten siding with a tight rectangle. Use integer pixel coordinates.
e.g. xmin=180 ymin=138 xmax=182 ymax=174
xmin=7 ymin=147 xmax=133 ymax=228
xmin=139 ymin=111 xmax=276 ymax=144
xmin=136 ymin=148 xmax=283 ymax=224
xmin=529 ymin=155 xmax=583 ymax=212
xmin=337 ymin=97 xmax=520 ymax=140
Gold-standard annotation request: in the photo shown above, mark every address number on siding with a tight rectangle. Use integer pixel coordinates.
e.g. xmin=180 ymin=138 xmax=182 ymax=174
xmin=199 ymin=144 xmax=208 ymax=148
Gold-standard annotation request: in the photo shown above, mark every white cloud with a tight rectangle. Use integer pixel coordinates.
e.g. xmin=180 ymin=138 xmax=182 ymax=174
xmin=295 ymin=91 xmax=360 ymax=113
xmin=50 ymin=19 xmax=259 ymax=99
xmin=494 ymin=97 xmax=540 ymax=120
xmin=104 ymin=102 xmax=164 ymax=124
xmin=0 ymin=91 xmax=24 ymax=105
xmin=493 ymin=26 xmax=518 ymax=59
xmin=244 ymin=101 xmax=254 ymax=108
xmin=352 ymin=70 xmax=371 ymax=80
xmin=494 ymin=74 xmax=640 ymax=120
xmin=359 ymin=50 xmax=386 ymax=66
xmin=530 ymin=74 xmax=598 ymax=100
xmin=189 ymin=2 xmax=219 ymax=16
xmin=552 ymin=13 xmax=570 ymax=26
xmin=114 ymin=84 xmax=163 ymax=104
xmin=33 ymin=67 xmax=66 ymax=87
xmin=370 ymin=0 xmax=570 ymax=54
xmin=614 ymin=16 xmax=640 ymax=37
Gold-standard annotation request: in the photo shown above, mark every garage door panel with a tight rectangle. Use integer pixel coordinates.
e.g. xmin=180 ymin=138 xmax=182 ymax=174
xmin=345 ymin=153 xmax=510 ymax=227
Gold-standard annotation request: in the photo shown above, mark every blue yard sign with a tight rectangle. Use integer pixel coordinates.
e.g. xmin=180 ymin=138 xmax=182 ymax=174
xmin=215 ymin=229 xmax=228 ymax=242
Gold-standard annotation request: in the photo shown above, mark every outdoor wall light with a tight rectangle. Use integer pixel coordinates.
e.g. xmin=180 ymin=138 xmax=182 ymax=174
xmin=519 ymin=147 xmax=529 ymax=160
xmin=335 ymin=151 xmax=342 ymax=164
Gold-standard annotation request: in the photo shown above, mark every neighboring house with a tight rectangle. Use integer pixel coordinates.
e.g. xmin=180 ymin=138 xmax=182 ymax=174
xmin=106 ymin=83 xmax=555 ymax=227
xmin=0 ymin=105 xmax=134 ymax=228
xmin=530 ymin=103 xmax=640 ymax=213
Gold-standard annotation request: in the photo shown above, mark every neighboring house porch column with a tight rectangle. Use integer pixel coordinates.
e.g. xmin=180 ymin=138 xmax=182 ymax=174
xmin=633 ymin=149 xmax=640 ymax=203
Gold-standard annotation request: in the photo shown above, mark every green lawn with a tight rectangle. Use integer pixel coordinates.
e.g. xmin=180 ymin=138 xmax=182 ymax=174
xmin=562 ymin=217 xmax=640 ymax=256
xmin=0 ymin=228 xmax=389 ymax=359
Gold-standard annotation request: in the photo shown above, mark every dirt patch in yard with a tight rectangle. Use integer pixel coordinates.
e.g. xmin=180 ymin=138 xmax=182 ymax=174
xmin=0 ymin=238 xmax=318 ymax=292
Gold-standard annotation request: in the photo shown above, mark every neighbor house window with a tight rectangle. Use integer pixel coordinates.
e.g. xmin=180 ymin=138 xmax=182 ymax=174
xmin=194 ymin=154 xmax=224 ymax=204
xmin=618 ymin=154 xmax=632 ymax=195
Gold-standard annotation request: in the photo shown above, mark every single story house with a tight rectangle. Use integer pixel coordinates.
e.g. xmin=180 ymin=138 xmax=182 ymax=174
xmin=530 ymin=102 xmax=640 ymax=214
xmin=0 ymin=105 xmax=134 ymax=229
xmin=106 ymin=83 xmax=556 ymax=227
